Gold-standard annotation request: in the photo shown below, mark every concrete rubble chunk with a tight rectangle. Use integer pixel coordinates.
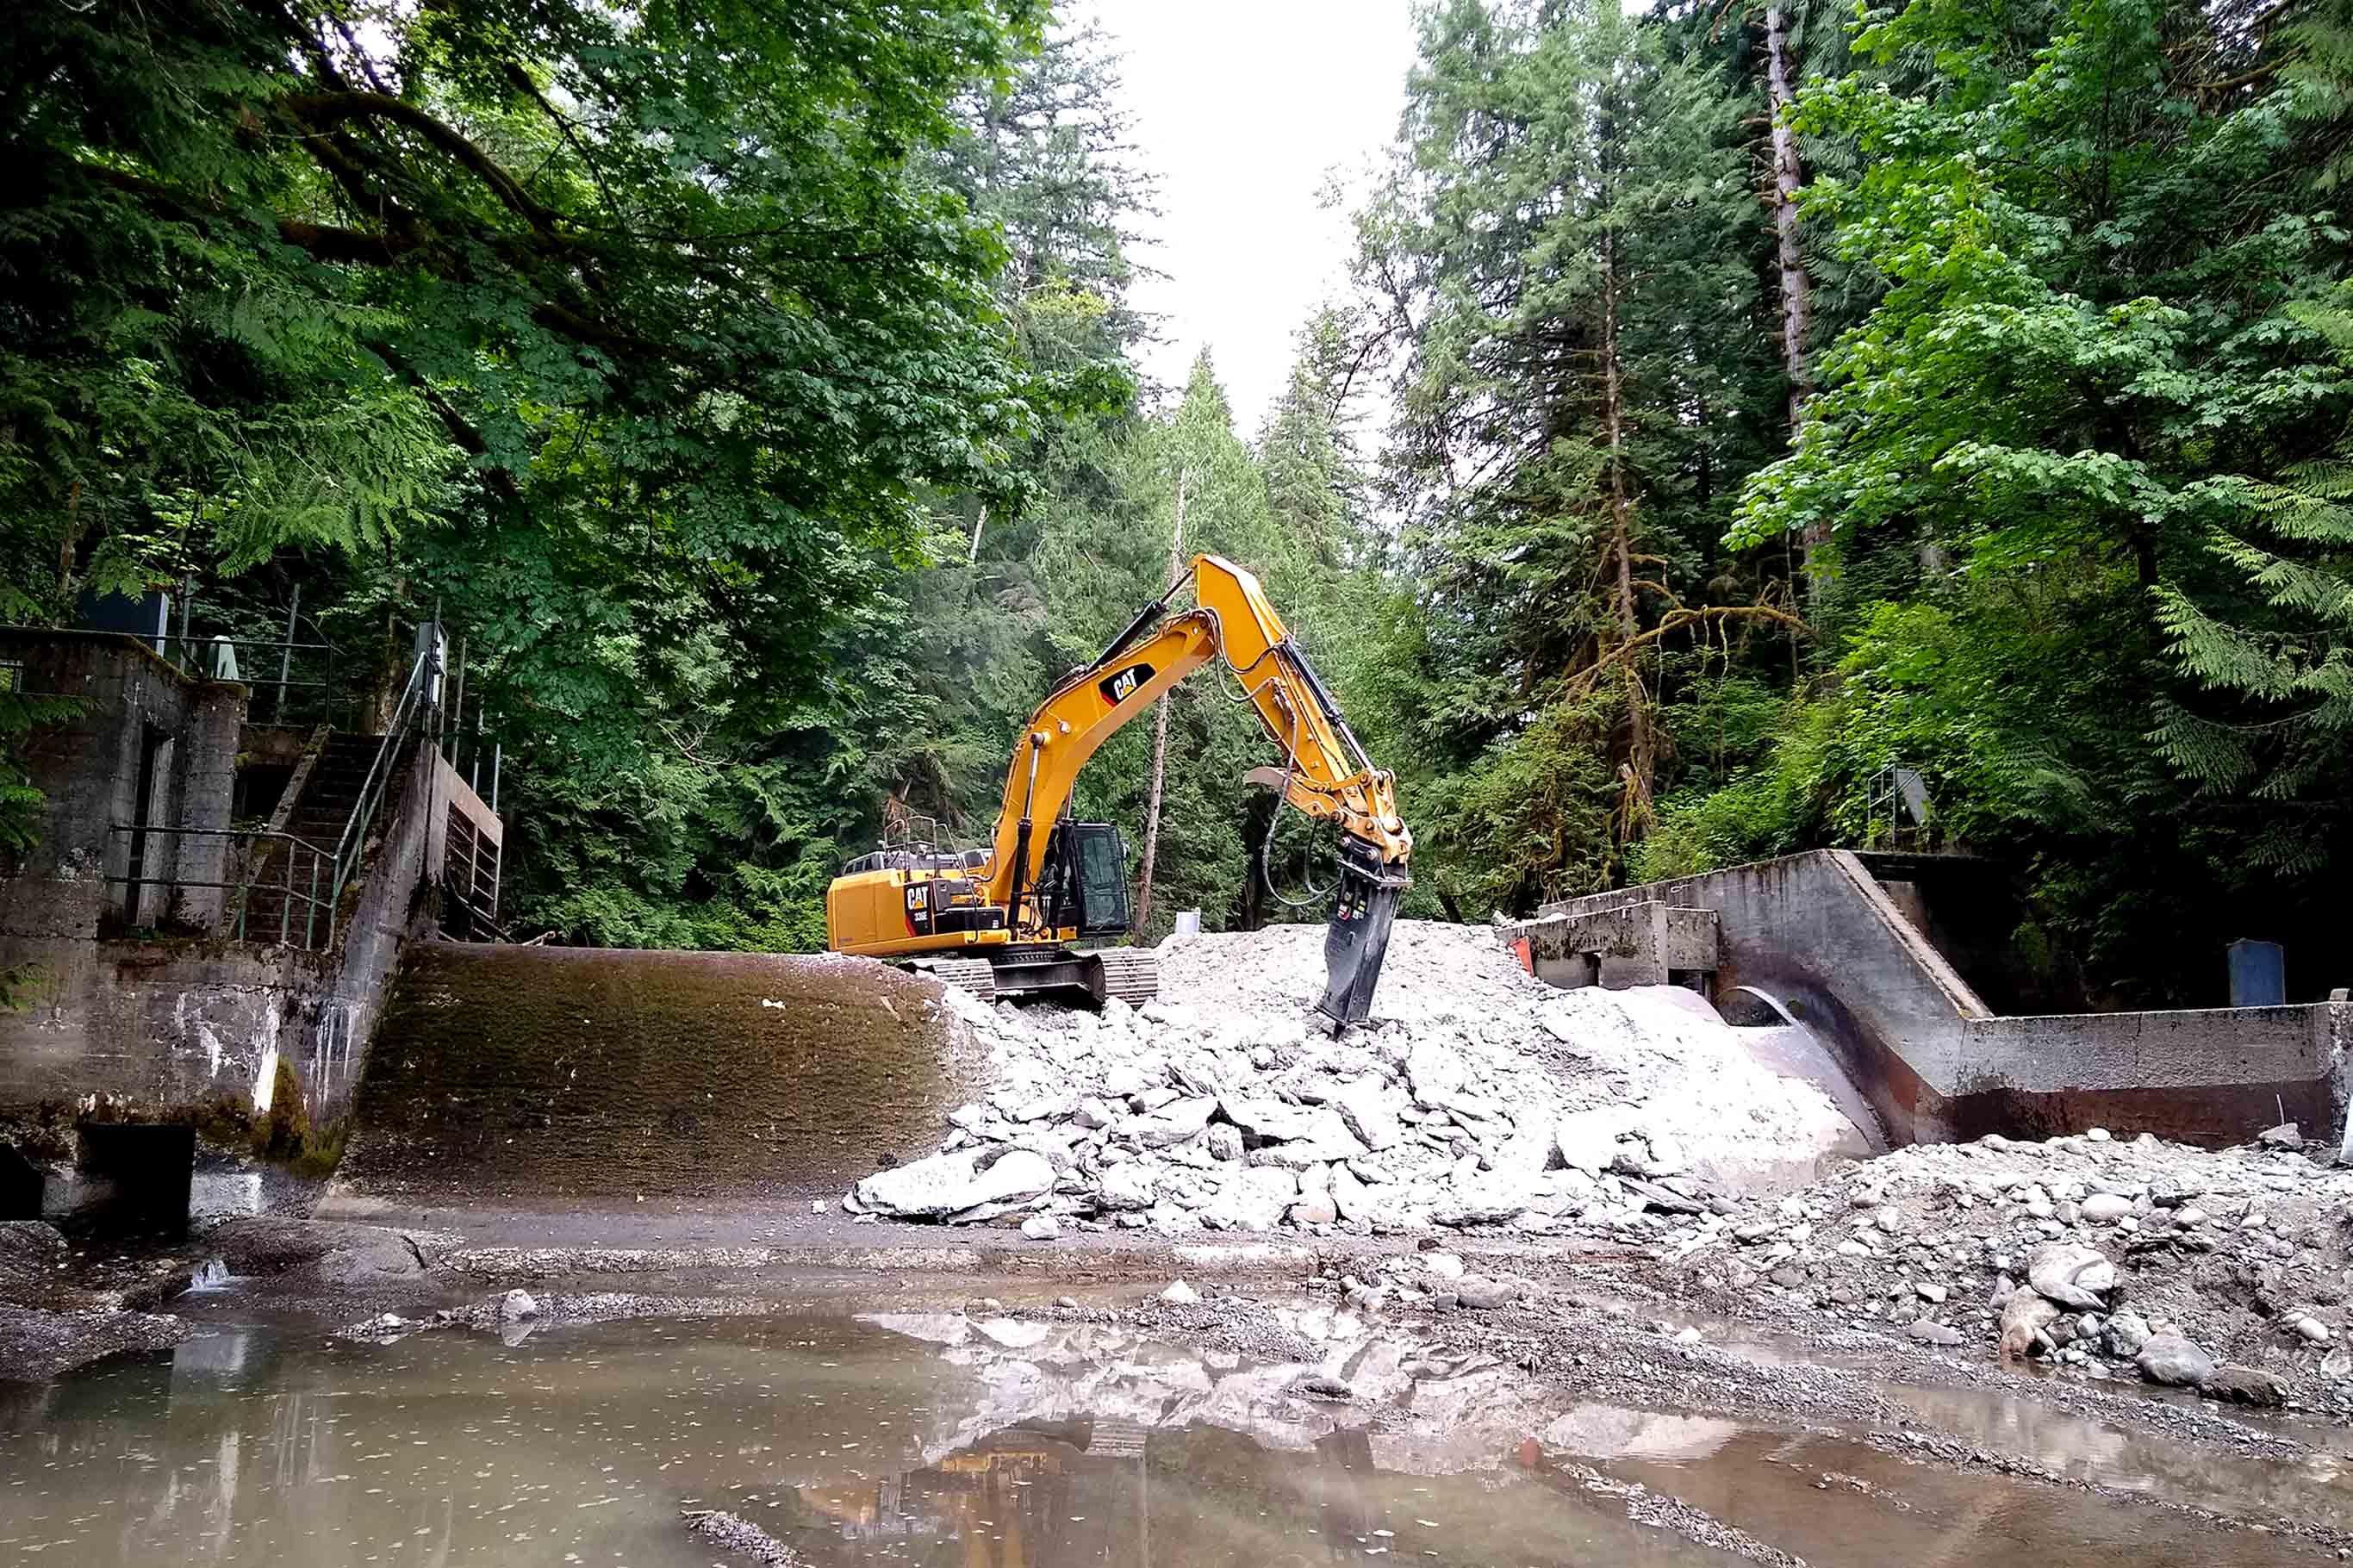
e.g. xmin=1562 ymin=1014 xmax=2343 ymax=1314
xmin=2026 ymin=1241 xmax=2114 ymax=1310
xmin=1288 ymin=1194 xmax=1338 ymax=1226
xmin=853 ymin=1149 xmax=1055 ymax=1220
xmin=1329 ymin=1078 xmax=1405 ymax=1152
xmin=1329 ymin=1164 xmax=1373 ymax=1224
xmin=1096 ymin=1164 xmax=1158 ymax=1211
xmin=1120 ymin=1096 xmax=1218 ymax=1150
xmin=1219 ymin=1092 xmax=1326 ymax=1144
xmin=1553 ymin=1109 xmax=1626 ymax=1173
xmin=1198 ymin=1167 xmax=1298 ymax=1232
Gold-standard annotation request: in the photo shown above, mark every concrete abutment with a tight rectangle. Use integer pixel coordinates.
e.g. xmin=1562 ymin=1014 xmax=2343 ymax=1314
xmin=1505 ymin=849 xmax=2349 ymax=1149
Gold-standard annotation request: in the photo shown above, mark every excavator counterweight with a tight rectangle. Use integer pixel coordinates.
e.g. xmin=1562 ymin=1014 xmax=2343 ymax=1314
xmin=825 ymin=555 xmax=1413 ymax=1022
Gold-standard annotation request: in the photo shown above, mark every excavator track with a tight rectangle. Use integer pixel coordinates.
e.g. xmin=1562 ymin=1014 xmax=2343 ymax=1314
xmin=1087 ymin=947 xmax=1160 ymax=1006
xmin=906 ymin=956 xmax=998 ymax=1004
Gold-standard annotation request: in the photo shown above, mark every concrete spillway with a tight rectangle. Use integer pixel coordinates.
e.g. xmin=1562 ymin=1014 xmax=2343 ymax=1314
xmin=1512 ymin=851 xmax=2350 ymax=1148
xmin=335 ymin=943 xmax=983 ymax=1205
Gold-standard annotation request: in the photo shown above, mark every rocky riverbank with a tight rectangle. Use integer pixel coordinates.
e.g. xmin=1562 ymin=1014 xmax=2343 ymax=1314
xmin=1651 ymin=1123 xmax=2353 ymax=1411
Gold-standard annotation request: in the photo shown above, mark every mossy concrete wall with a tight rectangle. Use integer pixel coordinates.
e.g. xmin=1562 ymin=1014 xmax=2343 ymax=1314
xmin=338 ymin=943 xmax=987 ymax=1204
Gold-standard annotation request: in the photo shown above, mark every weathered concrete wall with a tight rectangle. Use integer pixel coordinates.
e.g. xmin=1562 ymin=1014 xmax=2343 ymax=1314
xmin=1951 ymin=1005 xmax=2348 ymax=1144
xmin=334 ymin=943 xmax=987 ymax=1204
xmin=1522 ymin=851 xmax=2345 ymax=1148
xmin=1 ymin=709 xmax=488 ymax=1132
xmin=1516 ymin=901 xmax=1717 ymax=989
xmin=0 ymin=939 xmax=314 ymax=1112
xmin=1521 ymin=850 xmax=1988 ymax=1143
xmin=0 ymin=630 xmax=246 ymax=942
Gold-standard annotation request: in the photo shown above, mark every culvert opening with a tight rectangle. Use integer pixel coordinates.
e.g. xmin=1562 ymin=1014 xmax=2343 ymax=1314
xmin=70 ymin=1122 xmax=196 ymax=1238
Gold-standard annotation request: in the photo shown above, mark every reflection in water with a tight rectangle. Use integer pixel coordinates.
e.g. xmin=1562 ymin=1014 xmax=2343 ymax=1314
xmin=0 ymin=1310 xmax=2334 ymax=1567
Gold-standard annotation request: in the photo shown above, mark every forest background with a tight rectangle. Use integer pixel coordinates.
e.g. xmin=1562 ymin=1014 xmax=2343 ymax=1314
xmin=6 ymin=0 xmax=2351 ymax=1008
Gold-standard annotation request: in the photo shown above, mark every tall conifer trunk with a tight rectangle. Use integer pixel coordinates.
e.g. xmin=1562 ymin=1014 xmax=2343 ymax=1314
xmin=1598 ymin=69 xmax=1653 ymax=832
xmin=1602 ymin=225 xmax=1651 ymax=827
xmin=1764 ymin=3 xmax=1823 ymax=606
xmin=1134 ymin=469 xmax=1186 ymax=933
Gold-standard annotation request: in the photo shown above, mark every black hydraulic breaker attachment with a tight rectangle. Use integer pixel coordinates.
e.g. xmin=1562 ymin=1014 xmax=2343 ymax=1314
xmin=1319 ymin=831 xmax=1410 ymax=1025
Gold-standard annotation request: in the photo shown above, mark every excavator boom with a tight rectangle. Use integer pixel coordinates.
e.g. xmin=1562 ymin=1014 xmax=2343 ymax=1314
xmin=826 ymin=555 xmax=1412 ymax=1023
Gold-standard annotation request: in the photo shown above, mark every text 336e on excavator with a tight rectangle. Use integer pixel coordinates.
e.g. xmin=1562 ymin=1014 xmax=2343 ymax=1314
xmin=824 ymin=554 xmax=1414 ymax=1024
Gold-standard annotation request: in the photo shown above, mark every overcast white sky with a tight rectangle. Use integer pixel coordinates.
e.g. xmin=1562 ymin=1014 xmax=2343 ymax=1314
xmin=1078 ymin=0 xmax=1422 ymax=434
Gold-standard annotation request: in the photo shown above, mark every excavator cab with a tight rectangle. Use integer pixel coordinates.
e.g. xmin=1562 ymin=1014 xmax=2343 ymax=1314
xmin=1036 ymin=821 xmax=1132 ymax=940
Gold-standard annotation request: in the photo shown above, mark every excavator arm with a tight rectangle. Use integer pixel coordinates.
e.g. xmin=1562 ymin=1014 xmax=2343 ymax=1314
xmin=981 ymin=554 xmax=1412 ymax=1022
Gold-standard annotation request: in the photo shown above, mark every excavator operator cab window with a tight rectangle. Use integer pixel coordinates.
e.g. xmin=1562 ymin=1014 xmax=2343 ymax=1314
xmin=1072 ymin=822 xmax=1130 ymax=938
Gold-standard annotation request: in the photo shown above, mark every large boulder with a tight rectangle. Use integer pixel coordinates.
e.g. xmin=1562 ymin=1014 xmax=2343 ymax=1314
xmin=0 ymin=1221 xmax=68 ymax=1291
xmin=2200 ymin=1363 xmax=2288 ymax=1406
xmin=1998 ymin=1291 xmax=2059 ymax=1357
xmin=0 ymin=1303 xmax=185 ymax=1381
xmin=2136 ymin=1334 xmax=2216 ymax=1388
xmin=207 ymin=1218 xmax=461 ymax=1284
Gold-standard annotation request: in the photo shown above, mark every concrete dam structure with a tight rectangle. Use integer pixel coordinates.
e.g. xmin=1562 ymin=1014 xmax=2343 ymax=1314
xmin=1506 ymin=849 xmax=2351 ymax=1148
xmin=333 ymin=943 xmax=986 ymax=1204
xmin=2 ymin=623 xmax=2343 ymax=1223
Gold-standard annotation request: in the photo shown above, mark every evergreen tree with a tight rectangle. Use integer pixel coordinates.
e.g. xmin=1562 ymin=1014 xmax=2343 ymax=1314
xmin=1355 ymin=0 xmax=1792 ymax=907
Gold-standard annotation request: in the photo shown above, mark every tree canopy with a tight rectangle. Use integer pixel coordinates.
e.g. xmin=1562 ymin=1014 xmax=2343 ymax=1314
xmin=8 ymin=0 xmax=2352 ymax=1010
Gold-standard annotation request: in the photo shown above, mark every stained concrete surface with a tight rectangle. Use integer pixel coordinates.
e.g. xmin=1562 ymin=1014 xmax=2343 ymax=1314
xmin=336 ymin=943 xmax=988 ymax=1204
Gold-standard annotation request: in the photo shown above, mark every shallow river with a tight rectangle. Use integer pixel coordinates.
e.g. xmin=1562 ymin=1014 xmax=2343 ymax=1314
xmin=0 ymin=1308 xmax=2337 ymax=1566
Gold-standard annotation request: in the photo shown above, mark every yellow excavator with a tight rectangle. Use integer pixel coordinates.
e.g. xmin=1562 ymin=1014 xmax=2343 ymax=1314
xmin=824 ymin=554 xmax=1413 ymax=1024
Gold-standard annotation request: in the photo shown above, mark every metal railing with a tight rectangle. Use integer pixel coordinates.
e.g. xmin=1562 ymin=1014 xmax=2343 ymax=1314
xmin=103 ymin=825 xmax=334 ymax=947
xmin=327 ymin=642 xmax=435 ymax=918
xmin=98 ymin=621 xmax=490 ymax=950
xmin=159 ymin=632 xmax=351 ymax=727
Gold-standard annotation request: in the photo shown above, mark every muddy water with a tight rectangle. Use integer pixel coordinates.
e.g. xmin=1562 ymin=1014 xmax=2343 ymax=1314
xmin=0 ymin=1312 xmax=2333 ymax=1567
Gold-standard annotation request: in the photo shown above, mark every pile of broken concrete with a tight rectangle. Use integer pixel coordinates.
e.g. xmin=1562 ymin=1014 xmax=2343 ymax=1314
xmin=846 ymin=920 xmax=1859 ymax=1238
xmin=1676 ymin=1123 xmax=2351 ymax=1408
